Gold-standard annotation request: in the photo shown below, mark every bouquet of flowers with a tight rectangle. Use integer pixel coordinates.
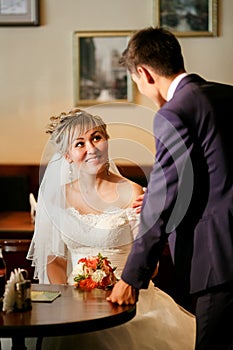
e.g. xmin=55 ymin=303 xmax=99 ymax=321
xmin=73 ymin=253 xmax=118 ymax=289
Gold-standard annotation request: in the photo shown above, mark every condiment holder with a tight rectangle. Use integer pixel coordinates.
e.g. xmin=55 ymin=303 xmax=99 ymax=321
xmin=2 ymin=268 xmax=32 ymax=313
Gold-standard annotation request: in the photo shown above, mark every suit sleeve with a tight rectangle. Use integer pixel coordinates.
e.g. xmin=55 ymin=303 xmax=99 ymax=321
xmin=121 ymin=111 xmax=194 ymax=289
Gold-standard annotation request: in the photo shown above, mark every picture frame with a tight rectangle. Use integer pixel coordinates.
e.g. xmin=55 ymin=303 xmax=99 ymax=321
xmin=0 ymin=0 xmax=39 ymax=26
xmin=73 ymin=31 xmax=134 ymax=106
xmin=154 ymin=0 xmax=218 ymax=37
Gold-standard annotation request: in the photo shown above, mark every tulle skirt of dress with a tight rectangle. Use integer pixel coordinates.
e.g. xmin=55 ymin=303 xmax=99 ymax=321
xmin=0 ymin=285 xmax=196 ymax=350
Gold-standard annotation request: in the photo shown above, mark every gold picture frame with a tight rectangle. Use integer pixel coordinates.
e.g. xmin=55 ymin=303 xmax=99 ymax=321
xmin=0 ymin=0 xmax=39 ymax=26
xmin=154 ymin=0 xmax=218 ymax=37
xmin=73 ymin=31 xmax=135 ymax=106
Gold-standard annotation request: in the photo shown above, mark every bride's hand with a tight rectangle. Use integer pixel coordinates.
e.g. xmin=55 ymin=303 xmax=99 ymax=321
xmin=106 ymin=279 xmax=138 ymax=305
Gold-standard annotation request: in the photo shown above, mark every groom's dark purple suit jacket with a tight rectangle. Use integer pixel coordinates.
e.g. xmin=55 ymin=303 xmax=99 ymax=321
xmin=122 ymin=74 xmax=233 ymax=295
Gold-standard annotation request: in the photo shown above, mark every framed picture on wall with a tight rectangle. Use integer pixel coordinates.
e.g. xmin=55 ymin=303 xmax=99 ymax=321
xmin=154 ymin=0 xmax=218 ymax=37
xmin=73 ymin=31 xmax=135 ymax=106
xmin=0 ymin=0 xmax=39 ymax=26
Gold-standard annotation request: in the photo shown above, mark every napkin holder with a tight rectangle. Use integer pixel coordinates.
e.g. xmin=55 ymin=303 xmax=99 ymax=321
xmin=2 ymin=268 xmax=32 ymax=313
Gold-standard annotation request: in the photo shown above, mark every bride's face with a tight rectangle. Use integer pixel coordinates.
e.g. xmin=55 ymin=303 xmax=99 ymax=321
xmin=66 ymin=126 xmax=109 ymax=175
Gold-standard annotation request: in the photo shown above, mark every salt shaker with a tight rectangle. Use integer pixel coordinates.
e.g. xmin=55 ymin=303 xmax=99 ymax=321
xmin=14 ymin=269 xmax=32 ymax=311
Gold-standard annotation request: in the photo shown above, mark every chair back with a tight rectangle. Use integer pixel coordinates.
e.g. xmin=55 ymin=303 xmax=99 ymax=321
xmin=1 ymin=239 xmax=37 ymax=282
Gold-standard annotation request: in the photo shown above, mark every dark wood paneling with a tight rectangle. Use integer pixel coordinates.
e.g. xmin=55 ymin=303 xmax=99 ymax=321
xmin=0 ymin=163 xmax=152 ymax=200
xmin=0 ymin=165 xmax=40 ymax=196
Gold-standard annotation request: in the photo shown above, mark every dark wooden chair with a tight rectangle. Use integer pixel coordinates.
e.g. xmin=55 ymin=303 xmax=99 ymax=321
xmin=1 ymin=239 xmax=37 ymax=283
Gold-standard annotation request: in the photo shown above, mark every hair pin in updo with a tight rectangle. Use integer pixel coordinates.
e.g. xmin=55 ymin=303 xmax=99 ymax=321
xmin=67 ymin=108 xmax=83 ymax=117
xmin=46 ymin=113 xmax=67 ymax=134
xmin=46 ymin=109 xmax=84 ymax=134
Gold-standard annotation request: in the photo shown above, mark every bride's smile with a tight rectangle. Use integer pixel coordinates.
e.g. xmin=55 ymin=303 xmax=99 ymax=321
xmin=85 ymin=155 xmax=101 ymax=163
xmin=66 ymin=127 xmax=108 ymax=174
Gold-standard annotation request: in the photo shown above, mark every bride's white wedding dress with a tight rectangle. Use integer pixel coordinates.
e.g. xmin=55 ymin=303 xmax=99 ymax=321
xmin=27 ymin=207 xmax=195 ymax=350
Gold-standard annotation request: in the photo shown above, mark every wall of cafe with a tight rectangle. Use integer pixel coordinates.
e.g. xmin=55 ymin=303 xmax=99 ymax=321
xmin=0 ymin=0 xmax=232 ymax=166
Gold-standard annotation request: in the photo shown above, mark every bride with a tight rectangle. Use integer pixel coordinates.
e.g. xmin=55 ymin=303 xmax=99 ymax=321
xmin=22 ymin=108 xmax=195 ymax=349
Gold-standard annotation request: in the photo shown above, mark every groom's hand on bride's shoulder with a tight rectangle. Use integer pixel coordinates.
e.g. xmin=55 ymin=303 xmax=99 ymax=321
xmin=106 ymin=279 xmax=138 ymax=305
xmin=132 ymin=187 xmax=146 ymax=214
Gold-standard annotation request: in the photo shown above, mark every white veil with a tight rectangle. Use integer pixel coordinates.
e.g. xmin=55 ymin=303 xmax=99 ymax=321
xmin=27 ymin=140 xmax=122 ymax=284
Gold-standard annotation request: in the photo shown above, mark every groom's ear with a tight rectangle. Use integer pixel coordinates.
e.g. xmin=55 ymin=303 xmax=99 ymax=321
xmin=137 ymin=65 xmax=155 ymax=84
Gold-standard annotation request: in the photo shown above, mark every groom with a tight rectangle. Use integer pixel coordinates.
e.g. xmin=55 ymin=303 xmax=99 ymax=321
xmin=107 ymin=27 xmax=233 ymax=350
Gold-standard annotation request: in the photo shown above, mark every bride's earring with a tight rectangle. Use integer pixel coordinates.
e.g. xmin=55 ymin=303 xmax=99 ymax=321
xmin=69 ymin=163 xmax=73 ymax=187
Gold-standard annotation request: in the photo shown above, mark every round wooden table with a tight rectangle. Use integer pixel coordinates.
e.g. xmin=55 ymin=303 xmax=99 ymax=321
xmin=0 ymin=284 xmax=136 ymax=350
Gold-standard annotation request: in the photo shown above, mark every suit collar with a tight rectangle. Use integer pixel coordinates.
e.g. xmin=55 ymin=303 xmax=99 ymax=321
xmin=175 ymin=73 xmax=206 ymax=93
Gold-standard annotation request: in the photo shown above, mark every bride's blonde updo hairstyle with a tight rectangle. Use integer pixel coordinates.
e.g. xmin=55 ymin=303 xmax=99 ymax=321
xmin=46 ymin=108 xmax=109 ymax=155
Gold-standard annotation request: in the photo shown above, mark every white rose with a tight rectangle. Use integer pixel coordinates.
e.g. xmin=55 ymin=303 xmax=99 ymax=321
xmin=72 ymin=262 xmax=85 ymax=276
xmin=92 ymin=270 xmax=106 ymax=283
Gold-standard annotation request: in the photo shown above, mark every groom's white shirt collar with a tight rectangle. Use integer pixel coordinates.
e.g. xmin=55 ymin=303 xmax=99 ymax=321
xmin=167 ymin=73 xmax=188 ymax=101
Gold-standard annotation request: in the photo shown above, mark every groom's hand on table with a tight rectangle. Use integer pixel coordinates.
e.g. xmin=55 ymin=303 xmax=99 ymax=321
xmin=106 ymin=279 xmax=138 ymax=305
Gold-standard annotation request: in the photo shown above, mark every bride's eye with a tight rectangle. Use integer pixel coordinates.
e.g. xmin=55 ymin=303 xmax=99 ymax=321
xmin=75 ymin=141 xmax=84 ymax=148
xmin=93 ymin=135 xmax=102 ymax=142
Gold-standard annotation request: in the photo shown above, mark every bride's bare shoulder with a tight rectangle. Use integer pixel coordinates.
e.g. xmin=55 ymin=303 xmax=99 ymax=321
xmin=129 ymin=179 xmax=144 ymax=197
xmin=113 ymin=173 xmax=144 ymax=196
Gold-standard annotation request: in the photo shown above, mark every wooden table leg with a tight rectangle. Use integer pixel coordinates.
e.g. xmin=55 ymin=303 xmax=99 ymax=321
xmin=11 ymin=336 xmax=27 ymax=350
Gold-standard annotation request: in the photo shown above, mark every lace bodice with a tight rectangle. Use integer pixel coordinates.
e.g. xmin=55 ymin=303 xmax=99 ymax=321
xmin=60 ymin=207 xmax=139 ymax=281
